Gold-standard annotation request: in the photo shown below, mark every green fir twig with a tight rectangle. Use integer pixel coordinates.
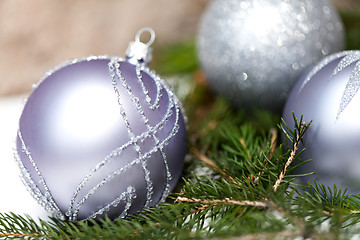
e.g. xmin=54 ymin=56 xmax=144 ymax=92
xmin=273 ymin=116 xmax=310 ymax=192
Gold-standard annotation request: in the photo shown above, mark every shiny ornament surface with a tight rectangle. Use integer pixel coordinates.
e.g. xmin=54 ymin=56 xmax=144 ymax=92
xmin=197 ymin=0 xmax=345 ymax=112
xmin=15 ymin=29 xmax=187 ymax=221
xmin=282 ymin=50 xmax=360 ymax=194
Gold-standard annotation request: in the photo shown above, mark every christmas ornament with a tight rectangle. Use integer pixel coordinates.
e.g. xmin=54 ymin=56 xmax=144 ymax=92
xmin=15 ymin=28 xmax=187 ymax=221
xmin=197 ymin=0 xmax=345 ymax=112
xmin=282 ymin=50 xmax=360 ymax=194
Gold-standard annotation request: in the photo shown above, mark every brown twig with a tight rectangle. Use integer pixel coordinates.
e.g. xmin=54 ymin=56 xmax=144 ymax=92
xmin=190 ymin=147 xmax=236 ymax=184
xmin=176 ymin=196 xmax=298 ymax=221
xmin=350 ymin=210 xmax=360 ymax=214
xmin=269 ymin=128 xmax=278 ymax=159
xmin=0 ymin=233 xmax=42 ymax=238
xmin=176 ymin=196 xmax=269 ymax=209
xmin=324 ymin=209 xmax=360 ymax=215
xmin=176 ymin=196 xmax=314 ymax=237
xmin=273 ymin=122 xmax=308 ymax=192
xmin=239 ymin=138 xmax=252 ymax=160
xmin=199 ymin=120 xmax=217 ymax=137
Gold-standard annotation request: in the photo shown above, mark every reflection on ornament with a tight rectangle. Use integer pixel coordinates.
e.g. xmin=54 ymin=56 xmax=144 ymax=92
xmin=243 ymin=4 xmax=281 ymax=37
xmin=283 ymin=50 xmax=360 ymax=194
xmin=197 ymin=0 xmax=345 ymax=112
xmin=15 ymin=28 xmax=187 ymax=221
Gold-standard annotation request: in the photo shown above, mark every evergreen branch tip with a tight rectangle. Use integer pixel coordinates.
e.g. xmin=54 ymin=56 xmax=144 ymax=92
xmin=273 ymin=122 xmax=309 ymax=192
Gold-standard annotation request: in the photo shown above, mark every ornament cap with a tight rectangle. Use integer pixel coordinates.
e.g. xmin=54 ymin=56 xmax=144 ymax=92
xmin=126 ymin=27 xmax=155 ymax=66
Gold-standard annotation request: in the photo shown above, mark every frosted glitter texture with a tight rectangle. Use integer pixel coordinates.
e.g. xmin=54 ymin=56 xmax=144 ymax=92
xmin=15 ymin=56 xmax=187 ymax=221
xmin=198 ymin=0 xmax=345 ymax=112
xmin=283 ymin=50 xmax=360 ymax=194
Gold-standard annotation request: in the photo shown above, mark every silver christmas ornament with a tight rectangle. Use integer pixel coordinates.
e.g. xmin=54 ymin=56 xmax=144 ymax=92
xmin=15 ymin=28 xmax=187 ymax=221
xmin=197 ymin=0 xmax=345 ymax=112
xmin=282 ymin=50 xmax=360 ymax=194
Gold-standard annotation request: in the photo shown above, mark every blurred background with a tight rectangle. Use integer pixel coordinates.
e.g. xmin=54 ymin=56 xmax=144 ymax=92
xmin=0 ymin=0 xmax=208 ymax=96
xmin=0 ymin=0 xmax=358 ymax=97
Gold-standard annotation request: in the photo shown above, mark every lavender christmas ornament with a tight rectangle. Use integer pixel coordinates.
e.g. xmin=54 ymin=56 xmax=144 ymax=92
xmin=15 ymin=28 xmax=187 ymax=221
xmin=197 ymin=0 xmax=345 ymax=112
xmin=282 ymin=50 xmax=360 ymax=194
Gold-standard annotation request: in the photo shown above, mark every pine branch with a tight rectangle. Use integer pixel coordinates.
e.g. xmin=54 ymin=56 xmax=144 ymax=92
xmin=273 ymin=120 xmax=309 ymax=192
xmin=176 ymin=196 xmax=268 ymax=209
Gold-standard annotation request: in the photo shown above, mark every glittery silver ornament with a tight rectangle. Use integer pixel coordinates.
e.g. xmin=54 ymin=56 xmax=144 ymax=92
xmin=197 ymin=0 xmax=345 ymax=112
xmin=283 ymin=50 xmax=360 ymax=194
xmin=15 ymin=28 xmax=187 ymax=221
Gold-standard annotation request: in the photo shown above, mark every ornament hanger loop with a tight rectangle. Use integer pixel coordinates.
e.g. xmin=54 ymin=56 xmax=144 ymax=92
xmin=135 ymin=27 xmax=155 ymax=47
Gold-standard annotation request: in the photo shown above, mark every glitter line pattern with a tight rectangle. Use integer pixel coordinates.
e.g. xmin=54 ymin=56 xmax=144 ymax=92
xmin=15 ymin=56 xmax=183 ymax=222
xmin=15 ymin=131 xmax=65 ymax=220
xmin=332 ymin=51 xmax=360 ymax=76
xmin=297 ymin=50 xmax=360 ymax=120
xmin=296 ymin=51 xmax=349 ymax=96
xmin=332 ymin=52 xmax=360 ymax=119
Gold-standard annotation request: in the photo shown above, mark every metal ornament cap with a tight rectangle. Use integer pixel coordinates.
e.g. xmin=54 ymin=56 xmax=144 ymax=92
xmin=15 ymin=28 xmax=187 ymax=222
xmin=126 ymin=27 xmax=155 ymax=66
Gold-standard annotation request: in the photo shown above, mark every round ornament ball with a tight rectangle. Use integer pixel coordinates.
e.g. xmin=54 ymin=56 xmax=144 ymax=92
xmin=15 ymin=28 xmax=187 ymax=221
xmin=197 ymin=0 xmax=345 ymax=112
xmin=282 ymin=50 xmax=360 ymax=194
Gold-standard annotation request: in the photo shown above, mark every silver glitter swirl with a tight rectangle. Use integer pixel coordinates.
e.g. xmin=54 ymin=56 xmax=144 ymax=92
xmin=336 ymin=58 xmax=360 ymax=119
xmin=197 ymin=0 xmax=345 ymax=112
xmin=332 ymin=52 xmax=360 ymax=76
